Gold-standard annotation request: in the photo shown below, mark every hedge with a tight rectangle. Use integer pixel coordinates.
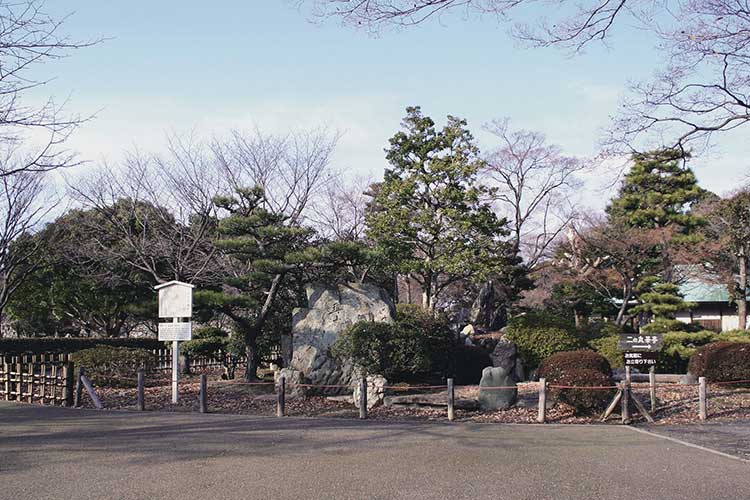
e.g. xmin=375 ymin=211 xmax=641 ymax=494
xmin=504 ymin=314 xmax=583 ymax=369
xmin=688 ymin=342 xmax=750 ymax=382
xmin=70 ymin=346 xmax=154 ymax=388
xmin=0 ymin=337 xmax=162 ymax=355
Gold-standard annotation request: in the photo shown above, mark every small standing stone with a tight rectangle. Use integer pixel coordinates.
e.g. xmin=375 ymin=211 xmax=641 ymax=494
xmin=352 ymin=375 xmax=387 ymax=410
xmin=275 ymin=368 xmax=306 ymax=398
xmin=478 ymin=366 xmax=517 ymax=411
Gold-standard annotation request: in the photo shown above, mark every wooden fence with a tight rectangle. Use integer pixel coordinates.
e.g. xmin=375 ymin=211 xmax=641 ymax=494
xmin=0 ymin=361 xmax=74 ymax=406
xmin=151 ymin=349 xmax=244 ymax=372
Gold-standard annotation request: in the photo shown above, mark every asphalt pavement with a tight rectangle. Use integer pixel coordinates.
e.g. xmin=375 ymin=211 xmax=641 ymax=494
xmin=0 ymin=402 xmax=748 ymax=500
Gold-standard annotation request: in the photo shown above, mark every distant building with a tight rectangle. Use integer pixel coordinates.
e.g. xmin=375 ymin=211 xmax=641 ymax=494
xmin=676 ymin=275 xmax=746 ymax=332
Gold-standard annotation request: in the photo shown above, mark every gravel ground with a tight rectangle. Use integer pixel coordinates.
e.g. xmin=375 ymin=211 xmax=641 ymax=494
xmin=73 ymin=372 xmax=750 ymax=425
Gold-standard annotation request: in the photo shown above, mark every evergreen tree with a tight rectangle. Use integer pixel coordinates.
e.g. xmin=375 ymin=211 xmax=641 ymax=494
xmin=606 ymin=149 xmax=704 ymax=329
xmin=366 ymin=107 xmax=516 ymax=312
xmin=606 ymin=149 xmax=704 ymax=234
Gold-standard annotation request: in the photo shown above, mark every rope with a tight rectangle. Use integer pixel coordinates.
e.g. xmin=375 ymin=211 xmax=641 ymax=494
xmin=712 ymin=379 xmax=750 ymax=386
xmin=548 ymin=384 xmax=618 ymax=390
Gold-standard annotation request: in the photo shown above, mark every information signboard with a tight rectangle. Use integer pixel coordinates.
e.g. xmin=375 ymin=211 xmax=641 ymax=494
xmin=623 ymin=351 xmax=658 ymax=367
xmin=158 ymin=322 xmax=192 ymax=341
xmin=156 ymin=281 xmax=194 ymax=319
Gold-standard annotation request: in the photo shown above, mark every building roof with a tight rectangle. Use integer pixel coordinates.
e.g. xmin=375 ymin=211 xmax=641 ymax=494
xmin=678 ymin=277 xmax=731 ymax=303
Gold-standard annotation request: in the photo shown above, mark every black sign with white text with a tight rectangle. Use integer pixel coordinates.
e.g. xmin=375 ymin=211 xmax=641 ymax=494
xmin=618 ymin=334 xmax=664 ymax=352
xmin=623 ymin=351 xmax=658 ymax=367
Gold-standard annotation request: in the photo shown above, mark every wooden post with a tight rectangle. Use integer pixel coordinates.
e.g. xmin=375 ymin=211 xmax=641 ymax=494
xmin=27 ymin=363 xmax=34 ymax=403
xmin=699 ymin=376 xmax=707 ymax=421
xmin=537 ymin=378 xmax=547 ymax=424
xmin=74 ymin=366 xmax=84 ymax=408
xmin=137 ymin=369 xmax=145 ymax=411
xmin=621 ymin=380 xmax=631 ymax=424
xmin=80 ymin=375 xmax=103 ymax=409
xmin=447 ymin=378 xmax=455 ymax=422
xmin=359 ymin=376 xmax=367 ymax=420
xmin=15 ymin=362 xmax=21 ymax=402
xmin=41 ymin=364 xmax=47 ymax=404
xmin=51 ymin=364 xmax=58 ymax=405
xmin=199 ymin=373 xmax=207 ymax=413
xmin=276 ymin=375 xmax=286 ymax=417
xmin=649 ymin=366 xmax=656 ymax=412
xmin=625 ymin=366 xmax=632 ymax=384
xmin=63 ymin=362 xmax=74 ymax=407
xmin=3 ymin=362 xmax=9 ymax=401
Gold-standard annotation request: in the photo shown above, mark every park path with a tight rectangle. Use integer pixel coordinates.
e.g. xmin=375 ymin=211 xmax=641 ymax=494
xmin=0 ymin=402 xmax=747 ymax=500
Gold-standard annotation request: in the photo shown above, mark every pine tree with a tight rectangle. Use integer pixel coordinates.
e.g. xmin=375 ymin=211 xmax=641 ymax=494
xmin=366 ymin=106 xmax=516 ymax=312
xmin=606 ymin=149 xmax=704 ymax=328
xmin=606 ymin=149 xmax=704 ymax=234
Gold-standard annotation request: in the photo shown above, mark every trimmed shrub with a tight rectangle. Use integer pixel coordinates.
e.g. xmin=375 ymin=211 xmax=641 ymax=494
xmin=588 ymin=335 xmax=623 ymax=369
xmin=332 ymin=306 xmax=456 ymax=383
xmin=70 ymin=346 xmax=153 ymax=388
xmin=0 ymin=337 xmax=161 ymax=355
xmin=582 ymin=321 xmax=625 ymax=341
xmin=331 ymin=321 xmax=393 ymax=377
xmin=688 ymin=342 xmax=750 ymax=382
xmin=181 ymin=327 xmax=229 ymax=358
xmin=505 ymin=313 xmax=583 ymax=369
xmin=659 ymin=331 xmax=716 ymax=373
xmin=537 ymin=350 xmax=615 ymax=415
xmin=715 ymin=329 xmax=750 ymax=343
xmin=538 ymin=350 xmax=612 ymax=379
xmin=548 ymin=368 xmax=616 ymax=414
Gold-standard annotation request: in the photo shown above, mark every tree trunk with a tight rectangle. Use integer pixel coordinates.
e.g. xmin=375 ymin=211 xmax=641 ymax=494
xmin=244 ymin=333 xmax=260 ymax=381
xmin=739 ymin=250 xmax=747 ymax=330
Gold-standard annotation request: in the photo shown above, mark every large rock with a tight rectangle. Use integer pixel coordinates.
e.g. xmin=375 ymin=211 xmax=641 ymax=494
xmin=352 ymin=375 xmax=387 ymax=410
xmin=469 ymin=281 xmax=508 ymax=331
xmin=478 ymin=366 xmax=518 ymax=411
xmin=490 ymin=337 xmax=524 ymax=381
xmin=289 ymin=282 xmax=395 ymax=394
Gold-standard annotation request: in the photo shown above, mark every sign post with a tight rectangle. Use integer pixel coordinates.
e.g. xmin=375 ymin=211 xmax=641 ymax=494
xmin=155 ymin=281 xmax=195 ymax=404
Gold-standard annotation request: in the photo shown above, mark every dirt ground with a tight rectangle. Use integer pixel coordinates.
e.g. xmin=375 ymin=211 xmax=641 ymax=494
xmin=74 ymin=369 xmax=750 ymax=425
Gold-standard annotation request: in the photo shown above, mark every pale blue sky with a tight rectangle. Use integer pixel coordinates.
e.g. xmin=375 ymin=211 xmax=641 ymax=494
xmin=29 ymin=2 xmax=750 ymax=203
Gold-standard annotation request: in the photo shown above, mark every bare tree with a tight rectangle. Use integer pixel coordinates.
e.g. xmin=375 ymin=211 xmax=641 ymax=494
xmin=303 ymin=0 xmax=642 ymax=49
xmin=482 ymin=119 xmax=588 ymax=271
xmin=68 ymin=135 xmax=223 ymax=286
xmin=307 ymin=173 xmax=370 ymax=241
xmin=0 ymin=0 xmax=97 ymax=177
xmin=211 ymin=127 xmax=339 ymax=225
xmin=0 ymin=167 xmax=55 ymax=329
xmin=556 ymin=215 xmax=665 ymax=325
xmin=605 ymin=0 xmax=750 ymax=152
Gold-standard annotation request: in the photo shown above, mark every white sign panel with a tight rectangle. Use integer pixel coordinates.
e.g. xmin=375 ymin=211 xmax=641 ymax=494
xmin=158 ymin=322 xmax=192 ymax=341
xmin=156 ymin=281 xmax=193 ymax=318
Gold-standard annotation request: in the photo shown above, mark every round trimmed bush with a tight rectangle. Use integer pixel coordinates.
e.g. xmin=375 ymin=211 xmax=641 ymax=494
xmin=537 ymin=350 xmax=615 ymax=415
xmin=688 ymin=342 xmax=750 ymax=382
xmin=547 ymin=368 xmax=616 ymax=415
xmin=70 ymin=346 xmax=153 ymax=388
xmin=538 ymin=350 xmax=612 ymax=379
xmin=659 ymin=331 xmax=716 ymax=373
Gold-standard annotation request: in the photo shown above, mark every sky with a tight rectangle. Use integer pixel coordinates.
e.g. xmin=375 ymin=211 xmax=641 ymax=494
xmin=26 ymin=1 xmax=750 ymax=208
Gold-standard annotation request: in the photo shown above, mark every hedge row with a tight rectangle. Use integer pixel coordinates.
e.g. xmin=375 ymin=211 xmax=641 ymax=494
xmin=0 ymin=337 xmax=162 ymax=355
xmin=688 ymin=342 xmax=750 ymax=382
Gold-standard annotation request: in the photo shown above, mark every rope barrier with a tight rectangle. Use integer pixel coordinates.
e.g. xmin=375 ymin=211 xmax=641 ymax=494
xmin=712 ymin=379 xmax=750 ymax=386
xmin=548 ymin=384 xmax=619 ymax=390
